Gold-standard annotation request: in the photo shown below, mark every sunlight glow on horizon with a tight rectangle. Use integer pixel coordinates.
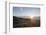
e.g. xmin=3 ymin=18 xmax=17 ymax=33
xmin=30 ymin=16 xmax=34 ymax=19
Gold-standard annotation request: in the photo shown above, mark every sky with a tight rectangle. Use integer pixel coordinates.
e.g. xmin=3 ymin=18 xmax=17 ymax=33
xmin=13 ymin=7 xmax=40 ymax=17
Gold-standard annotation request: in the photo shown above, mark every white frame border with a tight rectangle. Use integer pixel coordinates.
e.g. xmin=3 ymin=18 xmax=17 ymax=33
xmin=6 ymin=2 xmax=45 ymax=33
